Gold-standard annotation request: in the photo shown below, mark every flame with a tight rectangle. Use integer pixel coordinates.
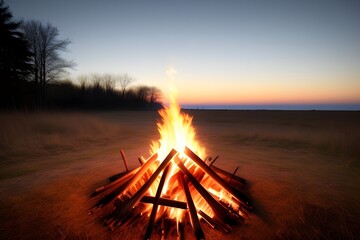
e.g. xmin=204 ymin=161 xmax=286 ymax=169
xmin=92 ymin=74 xmax=249 ymax=236
xmin=139 ymin=83 xmax=240 ymax=222
xmin=147 ymin=85 xmax=212 ymax=220
xmin=150 ymin=86 xmax=205 ymax=160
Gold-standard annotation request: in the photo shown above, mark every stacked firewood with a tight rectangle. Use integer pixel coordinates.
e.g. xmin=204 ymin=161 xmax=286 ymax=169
xmin=90 ymin=147 xmax=252 ymax=240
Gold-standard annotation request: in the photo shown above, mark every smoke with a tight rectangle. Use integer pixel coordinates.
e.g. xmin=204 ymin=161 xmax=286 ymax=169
xmin=166 ymin=67 xmax=177 ymax=80
xmin=165 ymin=67 xmax=178 ymax=107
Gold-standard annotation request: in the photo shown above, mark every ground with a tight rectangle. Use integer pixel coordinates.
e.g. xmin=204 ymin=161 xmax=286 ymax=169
xmin=0 ymin=110 xmax=359 ymax=240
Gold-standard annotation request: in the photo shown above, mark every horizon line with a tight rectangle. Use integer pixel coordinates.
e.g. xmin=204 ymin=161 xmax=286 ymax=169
xmin=180 ymin=103 xmax=360 ymax=111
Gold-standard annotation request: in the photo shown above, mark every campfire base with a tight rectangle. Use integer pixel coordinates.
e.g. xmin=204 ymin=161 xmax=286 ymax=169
xmin=90 ymin=147 xmax=252 ymax=240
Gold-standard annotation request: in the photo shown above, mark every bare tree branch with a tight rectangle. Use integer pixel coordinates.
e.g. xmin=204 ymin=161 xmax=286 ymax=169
xmin=116 ymin=73 xmax=134 ymax=100
xmin=21 ymin=20 xmax=75 ymax=107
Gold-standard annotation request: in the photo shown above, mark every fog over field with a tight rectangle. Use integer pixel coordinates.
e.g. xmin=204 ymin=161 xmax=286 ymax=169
xmin=0 ymin=110 xmax=359 ymax=239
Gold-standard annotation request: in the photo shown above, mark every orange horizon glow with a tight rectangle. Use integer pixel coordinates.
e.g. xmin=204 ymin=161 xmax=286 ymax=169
xmin=159 ymin=86 xmax=360 ymax=106
xmin=157 ymin=72 xmax=360 ymax=106
xmin=154 ymin=64 xmax=360 ymax=108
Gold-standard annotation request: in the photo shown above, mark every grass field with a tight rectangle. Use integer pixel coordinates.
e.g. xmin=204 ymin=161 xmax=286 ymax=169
xmin=0 ymin=110 xmax=359 ymax=239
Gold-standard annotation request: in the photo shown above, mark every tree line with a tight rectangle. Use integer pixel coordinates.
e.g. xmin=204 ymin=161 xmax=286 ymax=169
xmin=0 ymin=1 xmax=162 ymax=110
xmin=47 ymin=73 xmax=162 ymax=110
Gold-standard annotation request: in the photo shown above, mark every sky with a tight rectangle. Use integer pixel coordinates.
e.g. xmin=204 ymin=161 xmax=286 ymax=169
xmin=7 ymin=0 xmax=360 ymax=106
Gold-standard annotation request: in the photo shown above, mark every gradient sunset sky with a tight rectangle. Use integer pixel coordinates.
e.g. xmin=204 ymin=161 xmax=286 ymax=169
xmin=8 ymin=0 xmax=360 ymax=105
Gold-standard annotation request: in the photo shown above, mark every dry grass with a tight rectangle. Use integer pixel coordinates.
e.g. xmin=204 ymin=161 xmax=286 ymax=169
xmin=0 ymin=110 xmax=359 ymax=239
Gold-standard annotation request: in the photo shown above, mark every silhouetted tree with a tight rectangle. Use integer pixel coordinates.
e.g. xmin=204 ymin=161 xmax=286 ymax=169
xmin=117 ymin=73 xmax=134 ymax=100
xmin=77 ymin=74 xmax=88 ymax=93
xmin=103 ymin=74 xmax=115 ymax=93
xmin=40 ymin=72 xmax=162 ymax=110
xmin=0 ymin=0 xmax=32 ymax=108
xmin=148 ymin=86 xmax=162 ymax=104
xmin=136 ymin=85 xmax=150 ymax=102
xmin=91 ymin=73 xmax=103 ymax=94
xmin=22 ymin=20 xmax=74 ymax=107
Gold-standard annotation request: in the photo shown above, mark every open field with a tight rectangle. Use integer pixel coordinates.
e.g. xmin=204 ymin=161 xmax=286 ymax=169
xmin=0 ymin=110 xmax=360 ymax=240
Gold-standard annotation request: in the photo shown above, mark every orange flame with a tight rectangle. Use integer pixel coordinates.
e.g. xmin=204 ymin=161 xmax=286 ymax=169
xmin=150 ymin=87 xmax=205 ymax=160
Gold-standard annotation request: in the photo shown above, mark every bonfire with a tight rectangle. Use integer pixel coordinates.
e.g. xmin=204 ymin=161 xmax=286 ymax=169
xmin=90 ymin=89 xmax=253 ymax=239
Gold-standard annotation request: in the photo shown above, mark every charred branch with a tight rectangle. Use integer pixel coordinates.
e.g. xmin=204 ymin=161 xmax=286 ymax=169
xmin=211 ymin=165 xmax=247 ymax=185
xmin=141 ymin=196 xmax=187 ymax=209
xmin=144 ymin=164 xmax=170 ymax=239
xmin=176 ymin=220 xmax=185 ymax=240
xmin=208 ymin=155 xmax=219 ymax=167
xmin=179 ymin=172 xmax=205 ymax=240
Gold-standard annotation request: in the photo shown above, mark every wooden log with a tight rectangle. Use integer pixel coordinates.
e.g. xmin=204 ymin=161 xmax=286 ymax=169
xmin=198 ymin=210 xmax=215 ymax=229
xmin=230 ymin=166 xmax=240 ymax=183
xmin=144 ymin=164 xmax=170 ymax=240
xmin=161 ymin=217 xmax=171 ymax=240
xmin=108 ymin=170 xmax=129 ymax=182
xmin=204 ymin=156 xmax=211 ymax=164
xmin=106 ymin=203 xmax=144 ymax=230
xmin=218 ymin=200 xmax=245 ymax=221
xmin=176 ymin=220 xmax=185 ymax=240
xmin=198 ymin=210 xmax=231 ymax=233
xmin=116 ymin=152 xmax=158 ymax=198
xmin=179 ymin=172 xmax=205 ymax=240
xmin=184 ymin=146 xmax=252 ymax=210
xmin=211 ymin=165 xmax=246 ymax=185
xmin=120 ymin=148 xmax=129 ymax=172
xmin=208 ymin=155 xmax=219 ymax=167
xmin=138 ymin=157 xmax=145 ymax=165
xmin=89 ymin=179 xmax=132 ymax=214
xmin=121 ymin=206 xmax=145 ymax=228
xmin=177 ymin=160 xmax=230 ymax=223
xmin=112 ymin=149 xmax=177 ymax=224
xmin=92 ymin=167 xmax=139 ymax=196
xmin=140 ymin=196 xmax=187 ymax=209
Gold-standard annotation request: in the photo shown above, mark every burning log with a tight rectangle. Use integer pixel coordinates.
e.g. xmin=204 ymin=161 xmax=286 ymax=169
xmin=138 ymin=157 xmax=145 ymax=165
xmin=108 ymin=170 xmax=130 ymax=182
xmin=198 ymin=210 xmax=215 ymax=228
xmin=144 ymin=164 xmax=171 ymax=240
xmin=140 ymin=196 xmax=187 ymax=209
xmin=92 ymin=167 xmax=139 ymax=196
xmin=116 ymin=152 xmax=158 ymax=196
xmin=184 ymin=146 xmax=252 ymax=211
xmin=198 ymin=210 xmax=231 ymax=234
xmin=90 ymin=179 xmax=131 ymax=213
xmin=177 ymin=160 xmax=231 ymax=223
xmin=179 ymin=172 xmax=205 ymax=240
xmin=112 ymin=149 xmax=177 ymax=225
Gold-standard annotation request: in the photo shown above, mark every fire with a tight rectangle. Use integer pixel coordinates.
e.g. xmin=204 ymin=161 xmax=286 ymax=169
xmin=90 ymin=80 xmax=252 ymax=239
xmin=150 ymin=87 xmax=205 ymax=161
xmin=148 ymin=87 xmax=209 ymax=220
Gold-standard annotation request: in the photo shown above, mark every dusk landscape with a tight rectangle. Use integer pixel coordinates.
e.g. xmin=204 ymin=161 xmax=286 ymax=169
xmin=1 ymin=1 xmax=360 ymax=239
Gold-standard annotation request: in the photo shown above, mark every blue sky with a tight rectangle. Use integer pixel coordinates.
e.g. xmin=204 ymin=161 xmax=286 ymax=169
xmin=7 ymin=0 xmax=360 ymax=105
